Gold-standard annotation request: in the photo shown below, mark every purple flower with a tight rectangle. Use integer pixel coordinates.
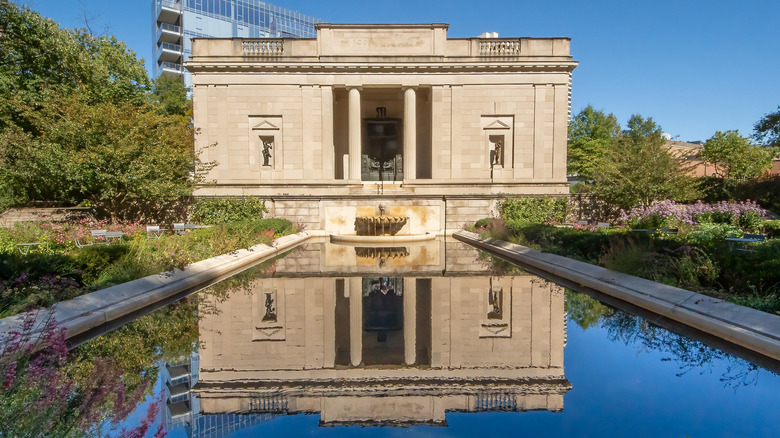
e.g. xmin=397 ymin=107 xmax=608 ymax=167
xmin=3 ymin=361 xmax=17 ymax=389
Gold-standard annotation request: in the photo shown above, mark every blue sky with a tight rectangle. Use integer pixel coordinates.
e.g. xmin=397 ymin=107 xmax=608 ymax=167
xmin=20 ymin=0 xmax=780 ymax=142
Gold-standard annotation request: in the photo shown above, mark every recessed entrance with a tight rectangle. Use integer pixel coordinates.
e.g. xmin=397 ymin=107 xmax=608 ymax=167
xmin=362 ymin=118 xmax=403 ymax=181
xmin=332 ymin=88 xmax=431 ymax=181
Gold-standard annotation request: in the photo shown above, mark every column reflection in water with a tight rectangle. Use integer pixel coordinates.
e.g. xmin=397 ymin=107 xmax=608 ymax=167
xmin=194 ymin=241 xmax=569 ymax=427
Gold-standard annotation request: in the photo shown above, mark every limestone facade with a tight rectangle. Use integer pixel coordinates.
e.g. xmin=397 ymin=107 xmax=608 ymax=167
xmin=187 ymin=24 xmax=577 ymax=233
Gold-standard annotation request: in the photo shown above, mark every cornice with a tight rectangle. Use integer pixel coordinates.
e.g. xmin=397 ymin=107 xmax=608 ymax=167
xmin=185 ymin=61 xmax=578 ymax=74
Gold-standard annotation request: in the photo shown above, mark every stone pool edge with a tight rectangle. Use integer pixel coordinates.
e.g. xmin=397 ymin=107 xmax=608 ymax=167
xmin=0 ymin=231 xmax=317 ymax=346
xmin=454 ymin=230 xmax=780 ymax=362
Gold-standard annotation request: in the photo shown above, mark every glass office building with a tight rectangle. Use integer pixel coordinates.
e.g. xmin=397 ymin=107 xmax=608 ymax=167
xmin=152 ymin=0 xmax=323 ymax=87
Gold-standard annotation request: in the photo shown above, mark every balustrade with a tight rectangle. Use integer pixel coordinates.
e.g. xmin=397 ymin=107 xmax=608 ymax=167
xmin=479 ymin=39 xmax=522 ymax=55
xmin=242 ymin=40 xmax=285 ymax=55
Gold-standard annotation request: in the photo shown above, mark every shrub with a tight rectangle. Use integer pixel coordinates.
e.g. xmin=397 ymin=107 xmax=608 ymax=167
xmin=763 ymin=220 xmax=780 ymax=239
xmin=700 ymin=175 xmax=780 ymax=214
xmin=620 ymin=200 xmax=766 ymax=232
xmin=474 ymin=218 xmax=511 ymax=241
xmin=73 ymin=245 xmax=131 ymax=285
xmin=190 ymin=197 xmax=267 ymax=224
xmin=683 ymin=223 xmax=743 ymax=247
xmin=253 ymin=218 xmax=294 ymax=236
xmin=474 ymin=217 xmax=493 ymax=229
xmin=507 ymin=223 xmax=612 ymax=262
xmin=501 ymin=196 xmax=569 ymax=224
xmin=0 ymin=315 xmax=162 ymax=437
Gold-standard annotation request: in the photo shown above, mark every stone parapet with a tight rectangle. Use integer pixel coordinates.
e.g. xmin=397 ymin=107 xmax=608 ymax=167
xmin=190 ymin=24 xmax=573 ymax=64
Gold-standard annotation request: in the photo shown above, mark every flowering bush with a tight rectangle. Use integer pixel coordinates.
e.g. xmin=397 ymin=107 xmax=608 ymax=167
xmin=0 ymin=313 xmax=164 ymax=437
xmin=0 ymin=217 xmax=291 ymax=317
xmin=0 ymin=218 xmax=145 ymax=255
xmin=1 ymin=273 xmax=87 ymax=317
xmin=619 ymin=200 xmax=765 ymax=232
xmin=474 ymin=218 xmax=512 ymax=241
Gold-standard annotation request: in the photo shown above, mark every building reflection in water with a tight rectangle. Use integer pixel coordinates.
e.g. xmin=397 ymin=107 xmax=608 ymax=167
xmin=193 ymin=239 xmax=569 ymax=428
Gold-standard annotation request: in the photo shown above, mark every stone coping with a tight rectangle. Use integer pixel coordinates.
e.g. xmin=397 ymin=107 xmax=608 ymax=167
xmin=0 ymin=232 xmax=314 ymax=349
xmin=329 ymin=233 xmax=437 ymax=244
xmin=453 ymin=230 xmax=780 ymax=362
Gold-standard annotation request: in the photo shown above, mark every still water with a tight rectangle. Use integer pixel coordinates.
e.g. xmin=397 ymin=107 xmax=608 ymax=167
xmin=101 ymin=238 xmax=780 ymax=437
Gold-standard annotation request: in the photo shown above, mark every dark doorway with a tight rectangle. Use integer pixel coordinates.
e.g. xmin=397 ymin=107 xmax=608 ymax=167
xmin=362 ymin=118 xmax=403 ymax=181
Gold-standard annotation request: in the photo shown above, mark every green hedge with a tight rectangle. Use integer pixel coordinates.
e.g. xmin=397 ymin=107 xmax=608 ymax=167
xmin=500 ymin=196 xmax=569 ymax=224
xmin=504 ymin=223 xmax=780 ymax=313
xmin=191 ymin=197 xmax=267 ymax=225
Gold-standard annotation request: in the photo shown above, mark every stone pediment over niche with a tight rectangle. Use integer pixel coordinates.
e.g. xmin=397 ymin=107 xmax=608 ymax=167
xmin=250 ymin=116 xmax=282 ymax=130
xmin=483 ymin=119 xmax=512 ymax=130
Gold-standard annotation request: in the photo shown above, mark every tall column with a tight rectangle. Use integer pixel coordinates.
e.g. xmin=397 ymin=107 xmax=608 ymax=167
xmin=348 ymin=277 xmax=362 ymax=366
xmin=323 ymin=279 xmax=336 ymax=368
xmin=404 ymin=87 xmax=417 ymax=180
xmin=348 ymin=87 xmax=362 ymax=182
xmin=321 ymin=86 xmax=335 ymax=180
xmin=403 ymin=278 xmax=417 ymax=365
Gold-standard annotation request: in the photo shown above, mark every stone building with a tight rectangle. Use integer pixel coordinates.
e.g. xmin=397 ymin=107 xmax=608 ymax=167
xmin=187 ymin=24 xmax=577 ymax=234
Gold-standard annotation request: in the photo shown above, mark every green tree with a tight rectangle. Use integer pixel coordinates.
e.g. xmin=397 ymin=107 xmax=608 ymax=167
xmin=0 ymin=2 xmax=203 ymax=217
xmin=0 ymin=94 xmax=196 ymax=218
xmin=702 ymin=130 xmax=777 ymax=180
xmin=151 ymin=75 xmax=192 ymax=117
xmin=754 ymin=106 xmax=780 ymax=147
xmin=589 ymin=114 xmax=699 ymax=210
xmin=567 ymin=105 xmax=621 ymax=180
xmin=0 ymin=1 xmax=148 ymax=131
xmin=565 ymin=290 xmax=613 ymax=329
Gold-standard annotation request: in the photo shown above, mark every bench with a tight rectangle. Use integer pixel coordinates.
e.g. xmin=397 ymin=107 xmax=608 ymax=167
xmin=15 ymin=242 xmax=48 ymax=255
xmin=104 ymin=231 xmax=126 ymax=243
xmin=146 ymin=225 xmax=167 ymax=238
xmin=725 ymin=233 xmax=766 ymax=251
xmin=174 ymin=223 xmax=212 ymax=235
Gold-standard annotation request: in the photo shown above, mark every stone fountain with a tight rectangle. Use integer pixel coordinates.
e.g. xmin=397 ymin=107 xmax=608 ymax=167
xmin=354 ymin=205 xmax=408 ymax=236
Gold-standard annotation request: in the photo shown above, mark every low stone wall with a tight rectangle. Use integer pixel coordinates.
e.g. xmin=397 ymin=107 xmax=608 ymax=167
xmin=264 ymin=196 xmax=502 ymax=235
xmin=0 ymin=207 xmax=92 ymax=228
xmin=444 ymin=198 xmax=499 ymax=232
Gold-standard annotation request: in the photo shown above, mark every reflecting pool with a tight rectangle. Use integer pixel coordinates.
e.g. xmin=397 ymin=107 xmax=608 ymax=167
xmin=89 ymin=238 xmax=780 ymax=436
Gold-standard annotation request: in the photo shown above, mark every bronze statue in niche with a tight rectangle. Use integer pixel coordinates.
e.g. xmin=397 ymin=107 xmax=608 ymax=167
xmin=262 ymin=292 xmax=277 ymax=322
xmin=490 ymin=136 xmax=503 ymax=166
xmin=262 ymin=139 xmax=273 ymax=166
xmin=487 ymin=288 xmax=503 ymax=320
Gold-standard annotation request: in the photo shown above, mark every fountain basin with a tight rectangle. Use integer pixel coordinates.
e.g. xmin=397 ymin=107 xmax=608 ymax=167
xmin=330 ymin=233 xmax=436 ymax=244
xmin=355 ymin=215 xmax=409 ymax=236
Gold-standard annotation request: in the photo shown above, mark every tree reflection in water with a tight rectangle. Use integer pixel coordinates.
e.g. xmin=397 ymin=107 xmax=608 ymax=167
xmin=565 ymin=290 xmax=773 ymax=389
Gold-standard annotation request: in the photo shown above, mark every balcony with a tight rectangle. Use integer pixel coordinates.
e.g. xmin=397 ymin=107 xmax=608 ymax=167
xmin=156 ymin=0 xmax=182 ymax=24
xmin=158 ymin=42 xmax=183 ymax=63
xmin=159 ymin=61 xmax=184 ymax=77
xmin=157 ymin=22 xmax=182 ymax=45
